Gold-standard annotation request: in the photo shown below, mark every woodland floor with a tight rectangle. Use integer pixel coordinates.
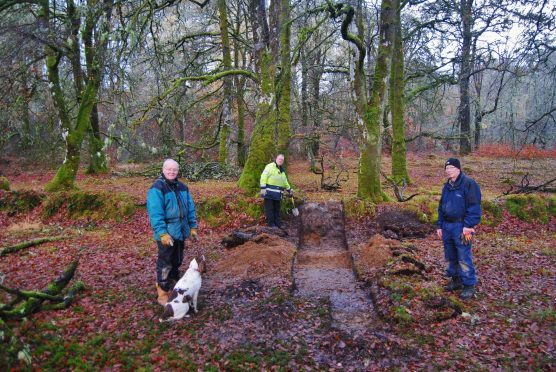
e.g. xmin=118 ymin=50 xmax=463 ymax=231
xmin=0 ymin=153 xmax=555 ymax=370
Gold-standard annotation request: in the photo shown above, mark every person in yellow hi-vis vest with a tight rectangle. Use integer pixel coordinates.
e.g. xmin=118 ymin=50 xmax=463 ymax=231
xmin=259 ymin=154 xmax=293 ymax=228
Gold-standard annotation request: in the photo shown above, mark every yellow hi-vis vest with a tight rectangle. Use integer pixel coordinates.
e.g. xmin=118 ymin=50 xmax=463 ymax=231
xmin=260 ymin=162 xmax=291 ymax=200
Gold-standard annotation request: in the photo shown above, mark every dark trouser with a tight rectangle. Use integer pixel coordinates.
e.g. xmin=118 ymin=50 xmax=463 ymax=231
xmin=442 ymin=222 xmax=477 ymax=286
xmin=263 ymin=198 xmax=281 ymax=227
xmin=156 ymin=239 xmax=185 ymax=291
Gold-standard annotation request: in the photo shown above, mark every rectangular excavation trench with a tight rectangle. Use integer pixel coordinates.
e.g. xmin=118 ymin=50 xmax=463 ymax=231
xmin=293 ymin=202 xmax=379 ymax=332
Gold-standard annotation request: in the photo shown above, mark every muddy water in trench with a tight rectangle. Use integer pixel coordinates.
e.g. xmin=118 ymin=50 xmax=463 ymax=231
xmin=293 ymin=202 xmax=379 ymax=333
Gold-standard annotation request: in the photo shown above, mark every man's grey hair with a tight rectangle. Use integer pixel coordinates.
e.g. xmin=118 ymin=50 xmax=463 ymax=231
xmin=162 ymin=158 xmax=180 ymax=169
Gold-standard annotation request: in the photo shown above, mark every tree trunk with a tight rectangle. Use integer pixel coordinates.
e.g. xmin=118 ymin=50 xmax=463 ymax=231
xmin=236 ymin=77 xmax=247 ymax=167
xmin=233 ymin=6 xmax=247 ymax=167
xmin=45 ymin=81 xmax=99 ymax=191
xmin=87 ymin=103 xmax=108 ymax=174
xmin=84 ymin=0 xmax=110 ymax=173
xmin=334 ymin=0 xmax=392 ymax=201
xmin=238 ymin=52 xmax=277 ymax=192
xmin=43 ymin=0 xmax=113 ymax=191
xmin=301 ymin=47 xmax=311 ymax=166
xmin=276 ymin=0 xmax=291 ymax=159
xmin=238 ymin=0 xmax=276 ymax=192
xmin=217 ymin=0 xmax=237 ymax=165
xmin=473 ymin=91 xmax=482 ymax=150
xmin=458 ymin=0 xmax=473 ymax=154
xmin=390 ymin=0 xmax=409 ymax=183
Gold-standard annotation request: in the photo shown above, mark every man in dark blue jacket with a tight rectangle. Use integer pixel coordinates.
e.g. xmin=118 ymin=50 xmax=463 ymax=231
xmin=437 ymin=158 xmax=481 ymax=299
xmin=147 ymin=159 xmax=198 ymax=306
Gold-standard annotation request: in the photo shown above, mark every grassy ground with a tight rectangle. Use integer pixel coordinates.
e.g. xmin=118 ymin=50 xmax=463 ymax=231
xmin=0 ymin=153 xmax=554 ymax=369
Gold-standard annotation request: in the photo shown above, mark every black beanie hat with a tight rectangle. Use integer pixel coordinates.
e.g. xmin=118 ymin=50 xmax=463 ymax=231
xmin=445 ymin=158 xmax=461 ymax=170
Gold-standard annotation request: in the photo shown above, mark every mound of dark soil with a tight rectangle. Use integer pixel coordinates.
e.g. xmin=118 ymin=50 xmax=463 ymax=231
xmin=375 ymin=208 xmax=434 ymax=239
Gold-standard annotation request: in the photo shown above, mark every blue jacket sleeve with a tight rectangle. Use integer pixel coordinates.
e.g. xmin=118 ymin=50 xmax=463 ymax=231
xmin=464 ymin=180 xmax=481 ymax=228
xmin=147 ymin=187 xmax=167 ymax=239
xmin=186 ymin=192 xmax=197 ymax=229
xmin=437 ymin=189 xmax=445 ymax=228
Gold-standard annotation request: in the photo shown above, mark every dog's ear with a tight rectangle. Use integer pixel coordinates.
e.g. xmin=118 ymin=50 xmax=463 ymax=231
xmin=197 ymin=256 xmax=207 ymax=273
xmin=183 ymin=294 xmax=192 ymax=303
xmin=161 ymin=303 xmax=174 ymax=320
xmin=168 ymin=289 xmax=179 ymax=302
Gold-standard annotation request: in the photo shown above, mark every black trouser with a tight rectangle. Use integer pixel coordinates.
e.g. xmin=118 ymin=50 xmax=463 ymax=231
xmin=156 ymin=239 xmax=185 ymax=291
xmin=263 ymin=198 xmax=281 ymax=227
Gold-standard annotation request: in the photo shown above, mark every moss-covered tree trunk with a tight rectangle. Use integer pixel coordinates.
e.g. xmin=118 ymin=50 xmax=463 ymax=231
xmin=238 ymin=0 xmax=276 ymax=192
xmin=359 ymin=0 xmax=393 ymax=201
xmin=332 ymin=1 xmax=392 ymax=201
xmin=276 ymin=0 xmax=291 ymax=159
xmin=238 ymin=52 xmax=277 ymax=192
xmin=389 ymin=0 xmax=409 ymax=183
xmin=217 ymin=0 xmax=236 ymax=165
xmin=87 ymin=104 xmax=108 ymax=174
xmin=42 ymin=0 xmax=112 ymax=191
xmin=45 ymin=81 xmax=99 ymax=191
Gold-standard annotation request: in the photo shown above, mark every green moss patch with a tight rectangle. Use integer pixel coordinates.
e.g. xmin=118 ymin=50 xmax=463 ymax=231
xmin=0 ymin=190 xmax=44 ymax=215
xmin=43 ymin=191 xmax=136 ymax=221
xmin=196 ymin=196 xmax=226 ymax=226
xmin=0 ymin=176 xmax=10 ymax=191
xmin=481 ymin=199 xmax=504 ymax=226
xmin=196 ymin=195 xmax=262 ymax=227
xmin=234 ymin=198 xmax=263 ymax=220
xmin=342 ymin=197 xmax=376 ymax=218
xmin=404 ymin=195 xmax=439 ymax=224
xmin=504 ymin=194 xmax=554 ymax=223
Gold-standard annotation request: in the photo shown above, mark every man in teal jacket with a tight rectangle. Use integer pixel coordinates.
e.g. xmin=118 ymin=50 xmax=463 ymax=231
xmin=147 ymin=159 xmax=198 ymax=305
xmin=260 ymin=154 xmax=292 ymax=228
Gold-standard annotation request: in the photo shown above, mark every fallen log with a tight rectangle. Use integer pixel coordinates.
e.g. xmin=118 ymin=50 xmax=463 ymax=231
xmin=0 ymin=260 xmax=80 ymax=319
xmin=0 ymin=236 xmax=66 ymax=257
xmin=41 ymin=281 xmax=85 ymax=311
xmin=221 ymin=226 xmax=287 ymax=248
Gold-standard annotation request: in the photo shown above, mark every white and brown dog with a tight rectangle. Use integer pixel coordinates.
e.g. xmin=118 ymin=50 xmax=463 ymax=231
xmin=160 ymin=256 xmax=206 ymax=322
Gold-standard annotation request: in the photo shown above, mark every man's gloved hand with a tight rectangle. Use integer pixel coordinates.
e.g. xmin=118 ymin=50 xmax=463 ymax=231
xmin=190 ymin=228 xmax=198 ymax=242
xmin=287 ymin=189 xmax=294 ymax=196
xmin=260 ymin=189 xmax=267 ymax=197
xmin=460 ymin=228 xmax=475 ymax=245
xmin=160 ymin=233 xmax=174 ymax=247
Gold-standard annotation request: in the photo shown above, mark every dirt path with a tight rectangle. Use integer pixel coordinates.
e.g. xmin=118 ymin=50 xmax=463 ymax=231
xmin=293 ymin=202 xmax=380 ymax=333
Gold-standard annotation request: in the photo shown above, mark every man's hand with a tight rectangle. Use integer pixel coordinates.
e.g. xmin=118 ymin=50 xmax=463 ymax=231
xmin=436 ymin=228 xmax=443 ymax=239
xmin=160 ymin=233 xmax=174 ymax=247
xmin=460 ymin=227 xmax=475 ymax=245
xmin=260 ymin=189 xmax=267 ymax=197
xmin=287 ymin=189 xmax=294 ymax=196
xmin=190 ymin=228 xmax=198 ymax=242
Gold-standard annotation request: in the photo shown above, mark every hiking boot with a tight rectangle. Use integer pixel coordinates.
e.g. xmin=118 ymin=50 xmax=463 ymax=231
xmin=460 ymin=285 xmax=476 ymax=300
xmin=444 ymin=276 xmax=463 ymax=292
xmin=156 ymin=283 xmax=170 ymax=306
